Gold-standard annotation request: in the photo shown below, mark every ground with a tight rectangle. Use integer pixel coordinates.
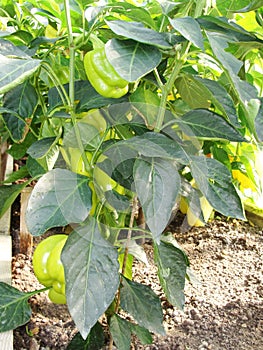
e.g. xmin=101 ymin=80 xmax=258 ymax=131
xmin=11 ymin=213 xmax=263 ymax=350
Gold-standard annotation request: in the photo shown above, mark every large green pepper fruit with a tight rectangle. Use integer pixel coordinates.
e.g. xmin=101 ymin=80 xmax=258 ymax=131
xmin=32 ymin=234 xmax=68 ymax=304
xmin=84 ymin=47 xmax=129 ymax=98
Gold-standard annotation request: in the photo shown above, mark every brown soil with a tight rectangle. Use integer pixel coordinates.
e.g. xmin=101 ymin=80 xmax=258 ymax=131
xmin=11 ymin=214 xmax=263 ymax=350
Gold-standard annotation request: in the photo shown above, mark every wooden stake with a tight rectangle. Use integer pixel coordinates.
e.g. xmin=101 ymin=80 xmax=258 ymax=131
xmin=20 ymin=187 xmax=33 ymax=255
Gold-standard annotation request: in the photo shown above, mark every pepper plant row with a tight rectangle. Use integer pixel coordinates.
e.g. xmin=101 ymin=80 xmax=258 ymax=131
xmin=0 ymin=0 xmax=263 ymax=349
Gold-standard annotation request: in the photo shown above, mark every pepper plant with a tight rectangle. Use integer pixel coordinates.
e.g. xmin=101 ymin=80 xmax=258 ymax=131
xmin=0 ymin=0 xmax=263 ymax=348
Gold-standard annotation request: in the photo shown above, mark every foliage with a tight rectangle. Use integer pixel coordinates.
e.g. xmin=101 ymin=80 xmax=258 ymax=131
xmin=0 ymin=0 xmax=262 ymax=348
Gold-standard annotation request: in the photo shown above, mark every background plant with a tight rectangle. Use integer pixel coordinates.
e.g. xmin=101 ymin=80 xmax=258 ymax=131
xmin=0 ymin=0 xmax=262 ymax=348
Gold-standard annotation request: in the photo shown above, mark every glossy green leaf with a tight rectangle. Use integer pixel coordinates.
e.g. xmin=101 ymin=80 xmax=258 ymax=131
xmin=7 ymin=132 xmax=37 ymax=159
xmin=48 ymin=81 xmax=127 ymax=114
xmin=26 ymin=156 xmax=48 ymax=178
xmin=26 ymin=139 xmax=59 ymax=177
xmin=0 ymin=56 xmax=40 ymax=94
xmin=154 ymin=235 xmax=189 ymax=310
xmin=0 ymin=183 xmax=28 ymax=218
xmin=206 ymin=32 xmax=258 ymax=105
xmin=0 ymin=282 xmax=34 ymax=332
xmin=120 ymin=277 xmax=165 ymax=335
xmin=109 ymin=314 xmax=131 ymax=350
xmin=105 ymin=39 xmax=162 ymax=82
xmin=2 ymin=115 xmax=26 ymax=143
xmin=2 ymin=80 xmax=38 ymax=141
xmin=195 ymin=77 xmax=239 ymax=127
xmin=106 ymin=20 xmax=171 ymax=48
xmin=134 ymin=157 xmax=180 ymax=241
xmin=26 ymin=169 xmax=91 ymax=236
xmin=169 ymin=17 xmax=204 ymax=50
xmin=61 ymin=219 xmax=120 ymax=339
xmin=189 ymin=156 xmax=245 ymax=219
xmin=179 ymin=109 xmax=246 ymax=141
xmin=66 ymin=323 xmax=105 ymax=350
xmin=27 ymin=137 xmax=57 ymax=159
xmin=103 ymin=132 xmax=188 ymax=170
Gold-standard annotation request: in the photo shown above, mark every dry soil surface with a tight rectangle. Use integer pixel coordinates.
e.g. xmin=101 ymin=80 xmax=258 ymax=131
xmin=12 ymin=215 xmax=263 ymax=350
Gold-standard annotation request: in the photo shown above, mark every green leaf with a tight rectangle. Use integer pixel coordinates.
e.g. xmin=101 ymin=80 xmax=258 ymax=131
xmin=0 ymin=56 xmax=40 ymax=94
xmin=2 ymin=166 xmax=29 ymax=184
xmin=111 ymin=3 xmax=157 ymax=29
xmin=3 ymin=78 xmax=38 ymax=116
xmin=130 ymin=88 xmax=161 ymax=128
xmin=7 ymin=132 xmax=37 ymax=159
xmin=109 ymin=314 xmax=131 ymax=350
xmin=66 ymin=323 xmax=105 ymax=350
xmin=26 ymin=141 xmax=59 ymax=178
xmin=105 ymin=39 xmax=162 ymax=82
xmin=26 ymin=169 xmax=91 ymax=236
xmin=236 ymin=0 xmax=263 ymax=12
xmin=179 ymin=109 xmax=246 ymax=141
xmin=0 ymin=38 xmax=31 ymax=58
xmin=255 ymin=98 xmax=263 ymax=142
xmin=175 ymin=74 xmax=211 ymax=109
xmin=206 ymin=32 xmax=258 ymax=106
xmin=169 ymin=17 xmax=204 ymax=50
xmin=134 ymin=157 xmax=181 ymax=241
xmin=27 ymin=137 xmax=57 ymax=159
xmin=26 ymin=156 xmax=48 ymax=178
xmin=103 ymin=132 xmax=188 ymax=169
xmin=154 ymin=235 xmax=189 ymax=310
xmin=61 ymin=218 xmax=120 ymax=339
xmin=195 ymin=77 xmax=239 ymax=127
xmin=130 ymin=323 xmax=153 ymax=345
xmin=189 ymin=156 xmax=245 ymax=219
xmin=198 ymin=15 xmax=260 ymax=41
xmin=118 ymin=253 xmax=133 ymax=280
xmin=120 ymin=277 xmax=165 ymax=335
xmin=2 ymin=80 xmax=38 ymax=141
xmin=2 ymin=115 xmax=26 ymax=143
xmin=105 ymin=20 xmax=171 ymax=49
xmin=0 ymin=282 xmax=33 ymax=332
xmin=48 ymin=81 xmax=127 ymax=114
xmin=0 ymin=183 xmax=28 ymax=218
xmin=216 ymin=0 xmax=253 ymax=15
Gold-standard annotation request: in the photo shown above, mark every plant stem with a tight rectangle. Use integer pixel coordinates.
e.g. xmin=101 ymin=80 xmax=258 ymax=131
xmin=63 ymin=0 xmax=91 ymax=173
xmin=64 ymin=0 xmax=75 ymax=113
xmin=108 ymin=196 xmax=138 ymax=350
xmin=154 ymin=42 xmax=191 ymax=132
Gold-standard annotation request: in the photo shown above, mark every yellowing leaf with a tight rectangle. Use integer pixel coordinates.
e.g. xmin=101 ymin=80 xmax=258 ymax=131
xmin=232 ymin=170 xmax=256 ymax=191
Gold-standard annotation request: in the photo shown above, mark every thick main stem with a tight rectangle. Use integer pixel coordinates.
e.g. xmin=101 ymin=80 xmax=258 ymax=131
xmin=108 ymin=196 xmax=138 ymax=350
xmin=63 ymin=0 xmax=91 ymax=173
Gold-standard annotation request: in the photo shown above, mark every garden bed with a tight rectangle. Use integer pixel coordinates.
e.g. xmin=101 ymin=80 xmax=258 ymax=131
xmin=11 ymin=213 xmax=263 ymax=350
